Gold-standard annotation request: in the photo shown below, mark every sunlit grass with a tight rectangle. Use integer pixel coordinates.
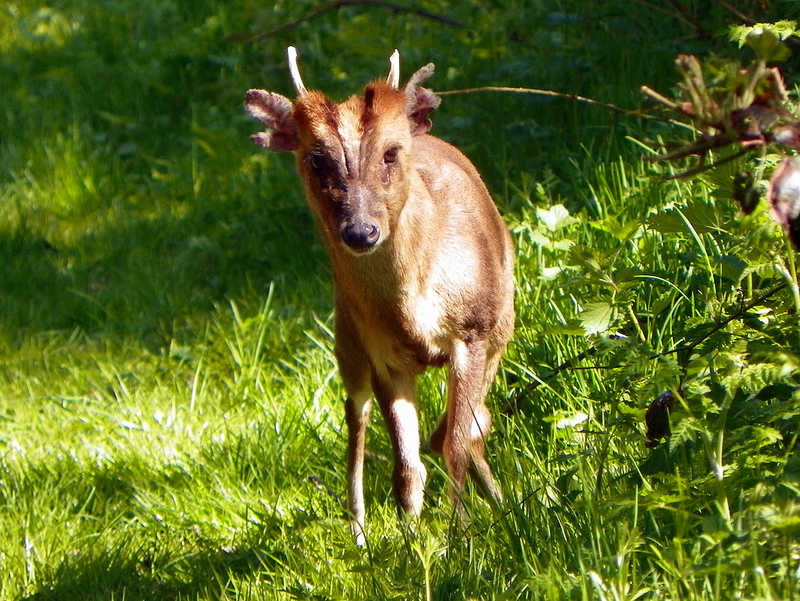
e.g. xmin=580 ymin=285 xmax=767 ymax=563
xmin=1 ymin=1 xmax=798 ymax=600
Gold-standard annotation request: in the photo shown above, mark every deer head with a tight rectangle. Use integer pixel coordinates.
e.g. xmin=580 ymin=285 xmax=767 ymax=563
xmin=244 ymin=47 xmax=441 ymax=255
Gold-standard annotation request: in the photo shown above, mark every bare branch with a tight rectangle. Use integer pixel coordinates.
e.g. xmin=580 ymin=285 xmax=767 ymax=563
xmin=438 ymin=85 xmax=647 ymax=118
xmin=666 ymin=0 xmax=712 ymax=38
xmin=652 ymin=284 xmax=786 ymax=359
xmin=663 ymin=147 xmax=751 ymax=180
xmin=713 ymin=0 xmax=756 ymax=24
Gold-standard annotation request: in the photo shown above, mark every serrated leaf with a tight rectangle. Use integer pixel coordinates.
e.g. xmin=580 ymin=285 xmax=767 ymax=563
xmin=712 ymin=254 xmax=747 ymax=283
xmin=589 ymin=216 xmax=640 ymax=242
xmin=738 ymin=26 xmax=792 ymax=62
xmin=537 ymin=204 xmax=573 ymax=231
xmin=730 ymin=21 xmax=798 ymax=48
xmin=545 ymin=323 xmax=587 ymax=336
xmin=579 ymin=302 xmax=614 ymax=336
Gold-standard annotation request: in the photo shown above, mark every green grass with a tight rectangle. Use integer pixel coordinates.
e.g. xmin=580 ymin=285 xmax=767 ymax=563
xmin=2 ymin=1 xmax=799 ymax=599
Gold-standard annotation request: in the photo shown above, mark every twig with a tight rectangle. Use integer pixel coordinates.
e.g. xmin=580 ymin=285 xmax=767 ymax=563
xmin=666 ymin=0 xmax=712 ymax=38
xmin=503 ymin=344 xmax=601 ymax=415
xmin=438 ymin=86 xmax=650 ymax=119
xmin=640 ymin=85 xmax=683 ymax=112
xmin=308 ymin=474 xmax=344 ymax=506
xmin=633 ymin=0 xmax=685 ymax=22
xmin=713 ymin=0 xmax=756 ymax=24
xmin=663 ymin=146 xmax=752 ymax=180
xmin=228 ymin=0 xmax=464 ymax=44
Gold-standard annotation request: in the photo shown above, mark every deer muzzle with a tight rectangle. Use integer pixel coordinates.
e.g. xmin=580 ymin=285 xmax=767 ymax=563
xmin=340 ymin=219 xmax=381 ymax=253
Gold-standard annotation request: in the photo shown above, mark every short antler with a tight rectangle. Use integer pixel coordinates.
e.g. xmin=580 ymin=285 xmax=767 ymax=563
xmin=387 ymin=49 xmax=400 ymax=89
xmin=287 ymin=46 xmax=308 ymax=95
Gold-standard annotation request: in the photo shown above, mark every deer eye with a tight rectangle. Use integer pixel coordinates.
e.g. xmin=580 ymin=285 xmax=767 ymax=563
xmin=383 ymin=147 xmax=399 ymax=165
xmin=307 ymin=151 xmax=328 ymax=173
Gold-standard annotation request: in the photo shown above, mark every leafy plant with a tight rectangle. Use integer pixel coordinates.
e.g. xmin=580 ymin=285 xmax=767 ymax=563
xmin=642 ymin=21 xmax=800 ymax=250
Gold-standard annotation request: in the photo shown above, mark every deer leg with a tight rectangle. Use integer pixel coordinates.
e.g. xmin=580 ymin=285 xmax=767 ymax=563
xmin=336 ymin=305 xmax=372 ymax=546
xmin=345 ymin=394 xmax=371 ymax=546
xmin=439 ymin=339 xmax=502 ymax=509
xmin=372 ymin=370 xmax=427 ymax=516
xmin=468 ymin=349 xmax=503 ymax=502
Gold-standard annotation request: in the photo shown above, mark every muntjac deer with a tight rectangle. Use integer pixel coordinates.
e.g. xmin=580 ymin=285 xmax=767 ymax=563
xmin=244 ymin=47 xmax=514 ymax=544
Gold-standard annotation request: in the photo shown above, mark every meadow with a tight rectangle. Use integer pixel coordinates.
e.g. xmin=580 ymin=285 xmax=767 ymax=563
xmin=1 ymin=1 xmax=798 ymax=599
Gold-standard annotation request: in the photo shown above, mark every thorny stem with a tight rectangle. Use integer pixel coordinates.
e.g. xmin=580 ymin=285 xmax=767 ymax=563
xmin=656 ymin=284 xmax=786 ymax=360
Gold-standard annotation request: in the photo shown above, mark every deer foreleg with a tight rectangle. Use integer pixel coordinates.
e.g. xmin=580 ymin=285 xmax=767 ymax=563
xmin=345 ymin=395 xmax=372 ymax=546
xmin=372 ymin=371 xmax=427 ymax=516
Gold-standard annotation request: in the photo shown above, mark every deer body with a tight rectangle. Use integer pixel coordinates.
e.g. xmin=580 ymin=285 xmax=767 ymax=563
xmin=245 ymin=49 xmax=514 ymax=544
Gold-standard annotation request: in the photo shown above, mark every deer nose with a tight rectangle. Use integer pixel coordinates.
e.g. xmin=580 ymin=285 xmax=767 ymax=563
xmin=341 ymin=221 xmax=380 ymax=253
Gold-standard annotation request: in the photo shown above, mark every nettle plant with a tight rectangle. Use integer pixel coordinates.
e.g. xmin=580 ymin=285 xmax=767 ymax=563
xmin=516 ymin=21 xmax=800 ymax=572
xmin=629 ymin=20 xmax=800 ymax=553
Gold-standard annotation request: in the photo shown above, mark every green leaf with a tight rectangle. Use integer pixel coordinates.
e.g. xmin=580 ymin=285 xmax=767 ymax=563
xmin=536 ymin=204 xmax=574 ymax=231
xmin=545 ymin=322 xmax=587 ymax=336
xmin=730 ymin=21 xmax=798 ymax=47
xmin=588 ymin=216 xmax=641 ymax=242
xmin=647 ymin=201 xmax=718 ymax=235
xmin=730 ymin=22 xmax=796 ymax=62
xmin=579 ymin=302 xmax=614 ymax=336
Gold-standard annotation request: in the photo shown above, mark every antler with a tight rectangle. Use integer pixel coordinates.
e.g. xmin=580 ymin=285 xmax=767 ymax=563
xmin=287 ymin=46 xmax=308 ymax=95
xmin=387 ymin=49 xmax=400 ymax=89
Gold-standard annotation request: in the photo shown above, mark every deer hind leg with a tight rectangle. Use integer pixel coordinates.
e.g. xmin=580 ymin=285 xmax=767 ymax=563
xmin=432 ymin=339 xmax=502 ymax=507
xmin=372 ymin=369 xmax=427 ymax=516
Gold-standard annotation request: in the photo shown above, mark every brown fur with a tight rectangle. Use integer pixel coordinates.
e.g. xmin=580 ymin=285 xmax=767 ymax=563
xmin=245 ymin=55 xmax=514 ymax=545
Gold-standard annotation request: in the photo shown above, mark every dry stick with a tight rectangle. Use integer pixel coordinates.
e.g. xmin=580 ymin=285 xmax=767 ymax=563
xmin=666 ymin=0 xmax=712 ymax=38
xmin=664 ymin=146 xmax=752 ymax=180
xmin=229 ymin=0 xmax=464 ymax=44
xmin=438 ymin=86 xmax=647 ymax=118
xmin=713 ymin=0 xmax=756 ymax=24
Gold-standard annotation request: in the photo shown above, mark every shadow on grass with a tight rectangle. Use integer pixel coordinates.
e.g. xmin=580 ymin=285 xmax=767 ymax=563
xmin=0 ymin=1 xmax=334 ymax=351
xmin=0 ymin=184 xmax=329 ymax=347
xmin=22 ymin=537 xmax=284 ymax=601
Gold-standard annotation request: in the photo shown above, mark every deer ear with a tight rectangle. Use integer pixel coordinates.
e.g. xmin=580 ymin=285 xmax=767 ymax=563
xmin=404 ymin=63 xmax=441 ymax=136
xmin=244 ymin=89 xmax=298 ymax=152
